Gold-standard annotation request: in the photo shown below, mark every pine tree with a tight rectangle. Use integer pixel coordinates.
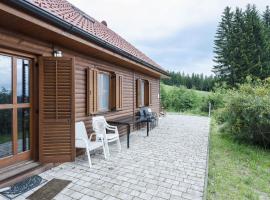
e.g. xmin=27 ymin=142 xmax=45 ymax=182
xmin=213 ymin=5 xmax=270 ymax=86
xmin=263 ymin=6 xmax=270 ymax=27
xmin=263 ymin=6 xmax=270 ymax=78
xmin=213 ymin=7 xmax=234 ymax=83
xmin=242 ymin=5 xmax=270 ymax=79
xmin=230 ymin=7 xmax=246 ymax=84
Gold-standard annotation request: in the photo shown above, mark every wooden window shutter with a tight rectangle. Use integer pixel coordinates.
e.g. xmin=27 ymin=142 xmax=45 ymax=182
xmin=110 ymin=73 xmax=123 ymax=110
xmin=136 ymin=79 xmax=142 ymax=108
xmin=110 ymin=73 xmax=116 ymax=110
xmin=144 ymin=80 xmax=150 ymax=106
xmin=39 ymin=57 xmax=75 ymax=163
xmin=116 ymin=74 xmax=123 ymax=110
xmin=86 ymin=68 xmax=98 ymax=115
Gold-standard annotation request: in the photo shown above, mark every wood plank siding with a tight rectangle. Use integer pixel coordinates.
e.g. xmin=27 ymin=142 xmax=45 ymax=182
xmin=75 ymin=56 xmax=160 ymax=136
xmin=0 ymin=28 xmax=160 ymax=138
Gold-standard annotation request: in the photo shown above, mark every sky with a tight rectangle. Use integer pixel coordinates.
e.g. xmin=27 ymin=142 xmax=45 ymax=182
xmin=69 ymin=0 xmax=270 ymax=75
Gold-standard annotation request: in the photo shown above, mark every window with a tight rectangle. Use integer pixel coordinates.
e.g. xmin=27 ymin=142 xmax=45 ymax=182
xmin=0 ymin=54 xmax=31 ymax=160
xmin=136 ymin=79 xmax=152 ymax=108
xmin=86 ymin=68 xmax=123 ymax=115
xmin=98 ymin=73 xmax=110 ymax=111
xmin=141 ymin=80 xmax=145 ymax=106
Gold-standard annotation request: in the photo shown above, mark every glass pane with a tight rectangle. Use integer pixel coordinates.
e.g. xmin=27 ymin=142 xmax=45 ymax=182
xmin=17 ymin=59 xmax=30 ymax=103
xmin=17 ymin=108 xmax=30 ymax=153
xmin=0 ymin=55 xmax=12 ymax=104
xmin=0 ymin=109 xmax=13 ymax=158
xmin=141 ymin=81 xmax=145 ymax=106
xmin=98 ymin=73 xmax=110 ymax=111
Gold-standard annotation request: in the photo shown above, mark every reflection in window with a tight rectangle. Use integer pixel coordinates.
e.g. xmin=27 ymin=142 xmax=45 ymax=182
xmin=17 ymin=59 xmax=30 ymax=103
xmin=0 ymin=55 xmax=12 ymax=104
xmin=141 ymin=80 xmax=145 ymax=106
xmin=18 ymin=108 xmax=30 ymax=153
xmin=98 ymin=73 xmax=110 ymax=111
xmin=0 ymin=109 xmax=13 ymax=158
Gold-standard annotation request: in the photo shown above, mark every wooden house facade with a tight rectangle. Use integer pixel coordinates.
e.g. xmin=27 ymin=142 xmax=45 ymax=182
xmin=0 ymin=0 xmax=168 ymax=182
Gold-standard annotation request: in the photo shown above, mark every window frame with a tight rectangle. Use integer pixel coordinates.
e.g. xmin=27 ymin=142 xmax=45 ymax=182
xmin=86 ymin=67 xmax=123 ymax=115
xmin=0 ymin=52 xmax=33 ymax=167
xmin=136 ymin=79 xmax=152 ymax=108
xmin=97 ymin=71 xmax=111 ymax=112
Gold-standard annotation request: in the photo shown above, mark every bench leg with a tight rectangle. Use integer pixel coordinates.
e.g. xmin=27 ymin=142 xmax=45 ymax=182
xmin=147 ymin=121 xmax=149 ymax=137
xmin=127 ymin=125 xmax=130 ymax=148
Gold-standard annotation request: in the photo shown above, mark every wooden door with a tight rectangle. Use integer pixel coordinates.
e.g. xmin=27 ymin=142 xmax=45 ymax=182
xmin=0 ymin=53 xmax=33 ymax=168
xmin=39 ymin=57 xmax=75 ymax=163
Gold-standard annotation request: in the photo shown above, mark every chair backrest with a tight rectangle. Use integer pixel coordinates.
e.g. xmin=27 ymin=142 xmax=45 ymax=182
xmin=142 ymin=107 xmax=151 ymax=116
xmin=75 ymin=122 xmax=89 ymax=141
xmin=92 ymin=116 xmax=107 ymax=137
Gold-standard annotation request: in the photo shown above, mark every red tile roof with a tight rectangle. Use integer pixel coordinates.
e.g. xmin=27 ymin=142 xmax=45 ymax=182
xmin=26 ymin=0 xmax=163 ymax=70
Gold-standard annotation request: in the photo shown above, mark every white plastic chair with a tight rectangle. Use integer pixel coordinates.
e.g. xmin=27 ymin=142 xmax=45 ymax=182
xmin=75 ymin=121 xmax=107 ymax=168
xmin=92 ymin=116 xmax=121 ymax=157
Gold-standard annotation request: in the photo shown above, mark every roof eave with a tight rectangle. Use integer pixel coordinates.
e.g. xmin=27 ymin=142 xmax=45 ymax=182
xmin=8 ymin=0 xmax=169 ymax=77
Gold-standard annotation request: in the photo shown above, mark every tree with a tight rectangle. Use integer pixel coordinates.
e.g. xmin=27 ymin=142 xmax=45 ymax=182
xmin=263 ymin=6 xmax=270 ymax=27
xmin=213 ymin=7 xmax=234 ymax=84
xmin=161 ymin=71 xmax=216 ymax=91
xmin=242 ymin=5 xmax=270 ymax=79
xmin=213 ymin=5 xmax=270 ymax=86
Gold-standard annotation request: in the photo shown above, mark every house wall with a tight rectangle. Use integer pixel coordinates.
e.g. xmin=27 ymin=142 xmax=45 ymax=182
xmin=74 ymin=55 xmax=160 ymax=136
xmin=0 ymin=28 xmax=160 ymax=137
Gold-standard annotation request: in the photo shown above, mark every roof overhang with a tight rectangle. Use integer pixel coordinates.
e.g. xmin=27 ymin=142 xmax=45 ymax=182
xmin=0 ymin=0 xmax=169 ymax=78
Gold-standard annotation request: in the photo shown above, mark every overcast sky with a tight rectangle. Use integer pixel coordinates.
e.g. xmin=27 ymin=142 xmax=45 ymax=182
xmin=69 ymin=0 xmax=269 ymax=75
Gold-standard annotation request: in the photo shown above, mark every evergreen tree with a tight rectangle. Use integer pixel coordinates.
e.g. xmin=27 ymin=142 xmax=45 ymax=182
xmin=213 ymin=5 xmax=270 ymax=86
xmin=230 ymin=7 xmax=246 ymax=83
xmin=263 ymin=6 xmax=270 ymax=27
xmin=161 ymin=71 xmax=216 ymax=91
xmin=242 ymin=5 xmax=270 ymax=79
xmin=213 ymin=7 xmax=234 ymax=83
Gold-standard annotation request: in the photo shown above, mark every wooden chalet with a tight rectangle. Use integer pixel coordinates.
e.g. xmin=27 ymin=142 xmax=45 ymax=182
xmin=0 ymin=0 xmax=168 ymax=186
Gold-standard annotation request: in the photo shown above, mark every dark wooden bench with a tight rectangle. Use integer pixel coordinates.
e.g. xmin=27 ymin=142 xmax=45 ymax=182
xmin=107 ymin=115 xmax=151 ymax=148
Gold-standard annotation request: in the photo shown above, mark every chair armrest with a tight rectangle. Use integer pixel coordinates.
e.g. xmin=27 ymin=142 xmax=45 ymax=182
xmin=89 ymin=133 xmax=97 ymax=141
xmin=106 ymin=126 xmax=117 ymax=131
xmin=105 ymin=122 xmax=117 ymax=129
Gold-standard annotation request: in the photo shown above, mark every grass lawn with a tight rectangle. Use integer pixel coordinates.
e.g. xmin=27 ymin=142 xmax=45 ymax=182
xmin=207 ymin=120 xmax=270 ymax=200
xmin=162 ymin=83 xmax=210 ymax=97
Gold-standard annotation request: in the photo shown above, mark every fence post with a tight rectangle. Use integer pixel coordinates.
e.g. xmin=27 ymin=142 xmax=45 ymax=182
xmin=208 ymin=102 xmax=211 ymax=117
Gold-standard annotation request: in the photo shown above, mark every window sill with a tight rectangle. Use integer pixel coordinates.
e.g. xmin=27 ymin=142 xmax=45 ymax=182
xmin=90 ymin=109 xmax=123 ymax=116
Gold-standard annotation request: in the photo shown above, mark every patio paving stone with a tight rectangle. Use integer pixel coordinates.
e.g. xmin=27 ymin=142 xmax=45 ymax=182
xmin=3 ymin=114 xmax=209 ymax=200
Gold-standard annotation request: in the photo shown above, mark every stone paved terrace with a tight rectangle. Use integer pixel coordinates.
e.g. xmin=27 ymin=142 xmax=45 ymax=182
xmin=13 ymin=114 xmax=210 ymax=200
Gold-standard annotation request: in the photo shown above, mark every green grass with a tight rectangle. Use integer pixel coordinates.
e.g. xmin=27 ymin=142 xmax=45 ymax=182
xmin=0 ymin=135 xmax=11 ymax=144
xmin=207 ymin=119 xmax=270 ymax=200
xmin=162 ymin=84 xmax=210 ymax=97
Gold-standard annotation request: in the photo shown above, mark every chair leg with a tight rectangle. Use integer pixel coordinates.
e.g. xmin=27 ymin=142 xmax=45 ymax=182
xmin=105 ymin=141 xmax=110 ymax=158
xmin=86 ymin=149 xmax=92 ymax=168
xmin=102 ymin=142 xmax=108 ymax=159
xmin=117 ymin=137 xmax=121 ymax=152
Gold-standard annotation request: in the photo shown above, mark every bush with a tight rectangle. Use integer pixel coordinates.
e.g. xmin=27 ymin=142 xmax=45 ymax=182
xmin=219 ymin=82 xmax=270 ymax=148
xmin=160 ymin=84 xmax=203 ymax=112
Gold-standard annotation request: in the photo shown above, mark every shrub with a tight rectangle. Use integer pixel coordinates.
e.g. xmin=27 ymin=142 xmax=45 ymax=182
xmin=219 ymin=82 xmax=270 ymax=148
xmin=160 ymin=84 xmax=203 ymax=112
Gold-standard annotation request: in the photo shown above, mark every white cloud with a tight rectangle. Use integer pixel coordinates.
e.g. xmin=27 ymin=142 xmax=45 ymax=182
xmin=68 ymin=0 xmax=269 ymax=42
xmin=177 ymin=58 xmax=215 ymax=76
xmin=67 ymin=0 xmax=270 ymax=74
